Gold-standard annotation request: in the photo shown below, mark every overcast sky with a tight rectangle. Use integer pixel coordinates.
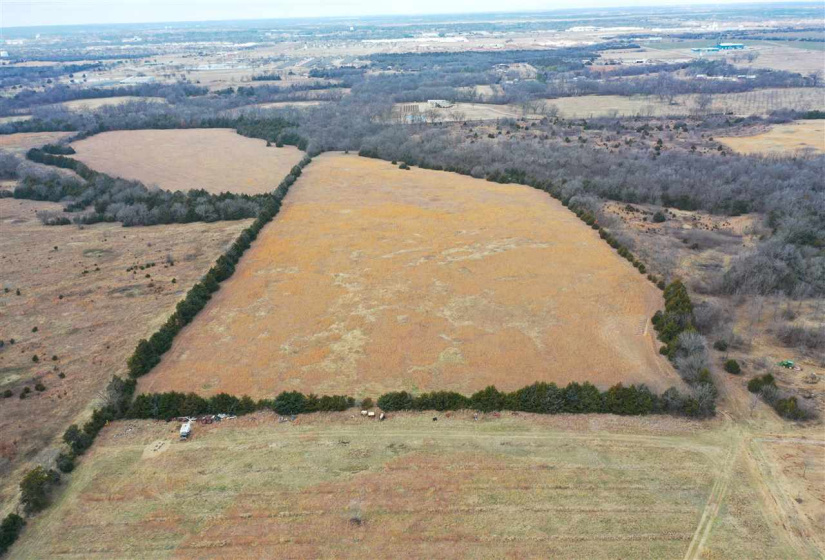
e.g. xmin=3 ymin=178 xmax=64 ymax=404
xmin=0 ymin=0 xmax=811 ymax=28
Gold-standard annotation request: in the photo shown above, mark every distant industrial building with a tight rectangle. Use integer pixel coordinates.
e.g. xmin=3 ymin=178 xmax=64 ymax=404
xmin=427 ymin=99 xmax=454 ymax=108
xmin=691 ymin=43 xmax=746 ymax=54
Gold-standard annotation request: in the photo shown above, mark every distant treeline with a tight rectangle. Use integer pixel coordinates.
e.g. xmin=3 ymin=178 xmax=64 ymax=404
xmin=0 ymin=62 xmax=103 ymax=89
xmin=0 ymin=82 xmax=206 ymax=116
xmin=251 ymin=73 xmax=281 ymax=81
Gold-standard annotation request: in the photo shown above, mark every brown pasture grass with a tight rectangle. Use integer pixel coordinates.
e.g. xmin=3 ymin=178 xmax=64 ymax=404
xmin=138 ymin=152 xmax=682 ymax=399
xmin=717 ymin=120 xmax=825 ymax=155
xmin=59 ymin=96 xmax=166 ymax=111
xmin=0 ymin=131 xmax=74 ymax=154
xmin=7 ymin=412 xmax=803 ymax=559
xmin=545 ymin=88 xmax=825 ymax=118
xmin=70 ymin=128 xmax=305 ymax=194
xmin=0 ymin=198 xmax=249 ymax=513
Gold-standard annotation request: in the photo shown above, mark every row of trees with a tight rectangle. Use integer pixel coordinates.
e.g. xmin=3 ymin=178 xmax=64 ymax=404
xmin=126 ymin=379 xmax=708 ymax=421
xmin=127 ymin=390 xmax=354 ymax=419
xmin=126 ymin=156 xmax=311 ymax=377
xmin=379 ymin=381 xmax=702 ymax=417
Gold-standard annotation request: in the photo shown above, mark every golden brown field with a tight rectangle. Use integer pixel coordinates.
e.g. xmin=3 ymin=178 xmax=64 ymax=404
xmin=717 ymin=120 xmax=825 ymax=155
xmin=8 ymin=412 xmax=812 ymax=560
xmin=138 ymin=153 xmax=680 ymax=399
xmin=70 ymin=129 xmax=305 ymax=194
xmin=0 ymin=198 xmax=249 ymax=512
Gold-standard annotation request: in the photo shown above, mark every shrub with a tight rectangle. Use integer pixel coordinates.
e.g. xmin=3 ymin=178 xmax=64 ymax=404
xmin=652 ymin=211 xmax=666 ymax=223
xmin=63 ymin=424 xmax=93 ymax=455
xmin=748 ymin=374 xmax=775 ymax=393
xmin=2 ymin=389 xmax=12 ymax=398
xmin=32 ymin=355 xmax=39 ymax=363
xmin=414 ymin=391 xmax=471 ymax=411
xmin=774 ymin=397 xmax=809 ymax=421
xmin=723 ymin=359 xmax=741 ymax=375
xmin=20 ymin=466 xmax=60 ymax=514
xmin=34 ymin=382 xmax=46 ymax=392
xmin=713 ymin=340 xmax=728 ymax=351
xmin=56 ymin=452 xmax=75 ymax=473
xmin=361 ymin=397 xmax=374 ymax=409
xmin=470 ymin=386 xmax=508 ymax=412
xmin=0 ymin=514 xmax=25 ymax=556
xmin=272 ymin=391 xmax=307 ymax=416
xmin=377 ymin=391 xmax=415 ymax=411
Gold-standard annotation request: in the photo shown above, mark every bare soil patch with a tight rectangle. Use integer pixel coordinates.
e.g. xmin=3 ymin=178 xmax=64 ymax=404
xmin=139 ymin=152 xmax=680 ymax=399
xmin=70 ymin=128 xmax=305 ymax=194
xmin=0 ymin=197 xmax=248 ymax=511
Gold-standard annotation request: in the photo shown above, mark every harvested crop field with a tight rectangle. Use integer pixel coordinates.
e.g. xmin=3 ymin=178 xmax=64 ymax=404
xmin=8 ymin=413 xmax=801 ymax=559
xmin=717 ymin=120 xmax=825 ymax=155
xmin=139 ymin=152 xmax=680 ymax=399
xmin=70 ymin=128 xmax=305 ymax=194
xmin=0 ymin=197 xmax=249 ymax=510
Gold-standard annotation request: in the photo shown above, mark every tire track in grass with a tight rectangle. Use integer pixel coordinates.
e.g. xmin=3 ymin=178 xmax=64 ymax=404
xmin=682 ymin=433 xmax=743 ymax=560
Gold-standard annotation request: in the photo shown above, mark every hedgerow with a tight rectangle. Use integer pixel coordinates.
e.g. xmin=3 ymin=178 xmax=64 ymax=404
xmin=378 ymin=381 xmax=689 ymax=417
xmin=126 ymin=390 xmax=354 ymax=419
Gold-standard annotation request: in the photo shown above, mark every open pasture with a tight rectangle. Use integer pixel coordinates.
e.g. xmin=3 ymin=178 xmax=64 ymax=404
xmin=545 ymin=88 xmax=824 ymax=118
xmin=70 ymin=128 xmax=305 ymax=194
xmin=717 ymin=120 xmax=825 ymax=155
xmin=0 ymin=197 xmax=248 ymax=510
xmin=0 ymin=131 xmax=74 ymax=154
xmin=7 ymin=413 xmax=801 ymax=559
xmin=59 ymin=96 xmax=166 ymax=111
xmin=138 ymin=152 xmax=680 ymax=399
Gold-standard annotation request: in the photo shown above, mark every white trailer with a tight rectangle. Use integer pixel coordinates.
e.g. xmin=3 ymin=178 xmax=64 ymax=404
xmin=179 ymin=420 xmax=192 ymax=440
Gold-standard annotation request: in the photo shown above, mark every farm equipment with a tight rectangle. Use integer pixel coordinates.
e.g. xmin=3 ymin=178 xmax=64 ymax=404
xmin=778 ymin=360 xmax=802 ymax=371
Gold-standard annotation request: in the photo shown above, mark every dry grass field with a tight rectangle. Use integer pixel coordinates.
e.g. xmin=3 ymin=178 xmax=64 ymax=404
xmin=138 ymin=153 xmax=679 ymax=399
xmin=0 ymin=197 xmax=249 ymax=512
xmin=0 ymin=132 xmax=74 ymax=154
xmin=717 ymin=120 xmax=825 ymax=155
xmin=70 ymin=129 xmax=305 ymax=194
xmin=8 ymin=412 xmax=811 ymax=560
xmin=545 ymin=88 xmax=825 ymax=118
xmin=59 ymin=96 xmax=166 ymax=111
xmin=394 ymin=102 xmax=539 ymax=122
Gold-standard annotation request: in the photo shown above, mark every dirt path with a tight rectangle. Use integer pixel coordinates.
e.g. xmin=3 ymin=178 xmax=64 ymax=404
xmin=682 ymin=428 xmax=744 ymax=560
